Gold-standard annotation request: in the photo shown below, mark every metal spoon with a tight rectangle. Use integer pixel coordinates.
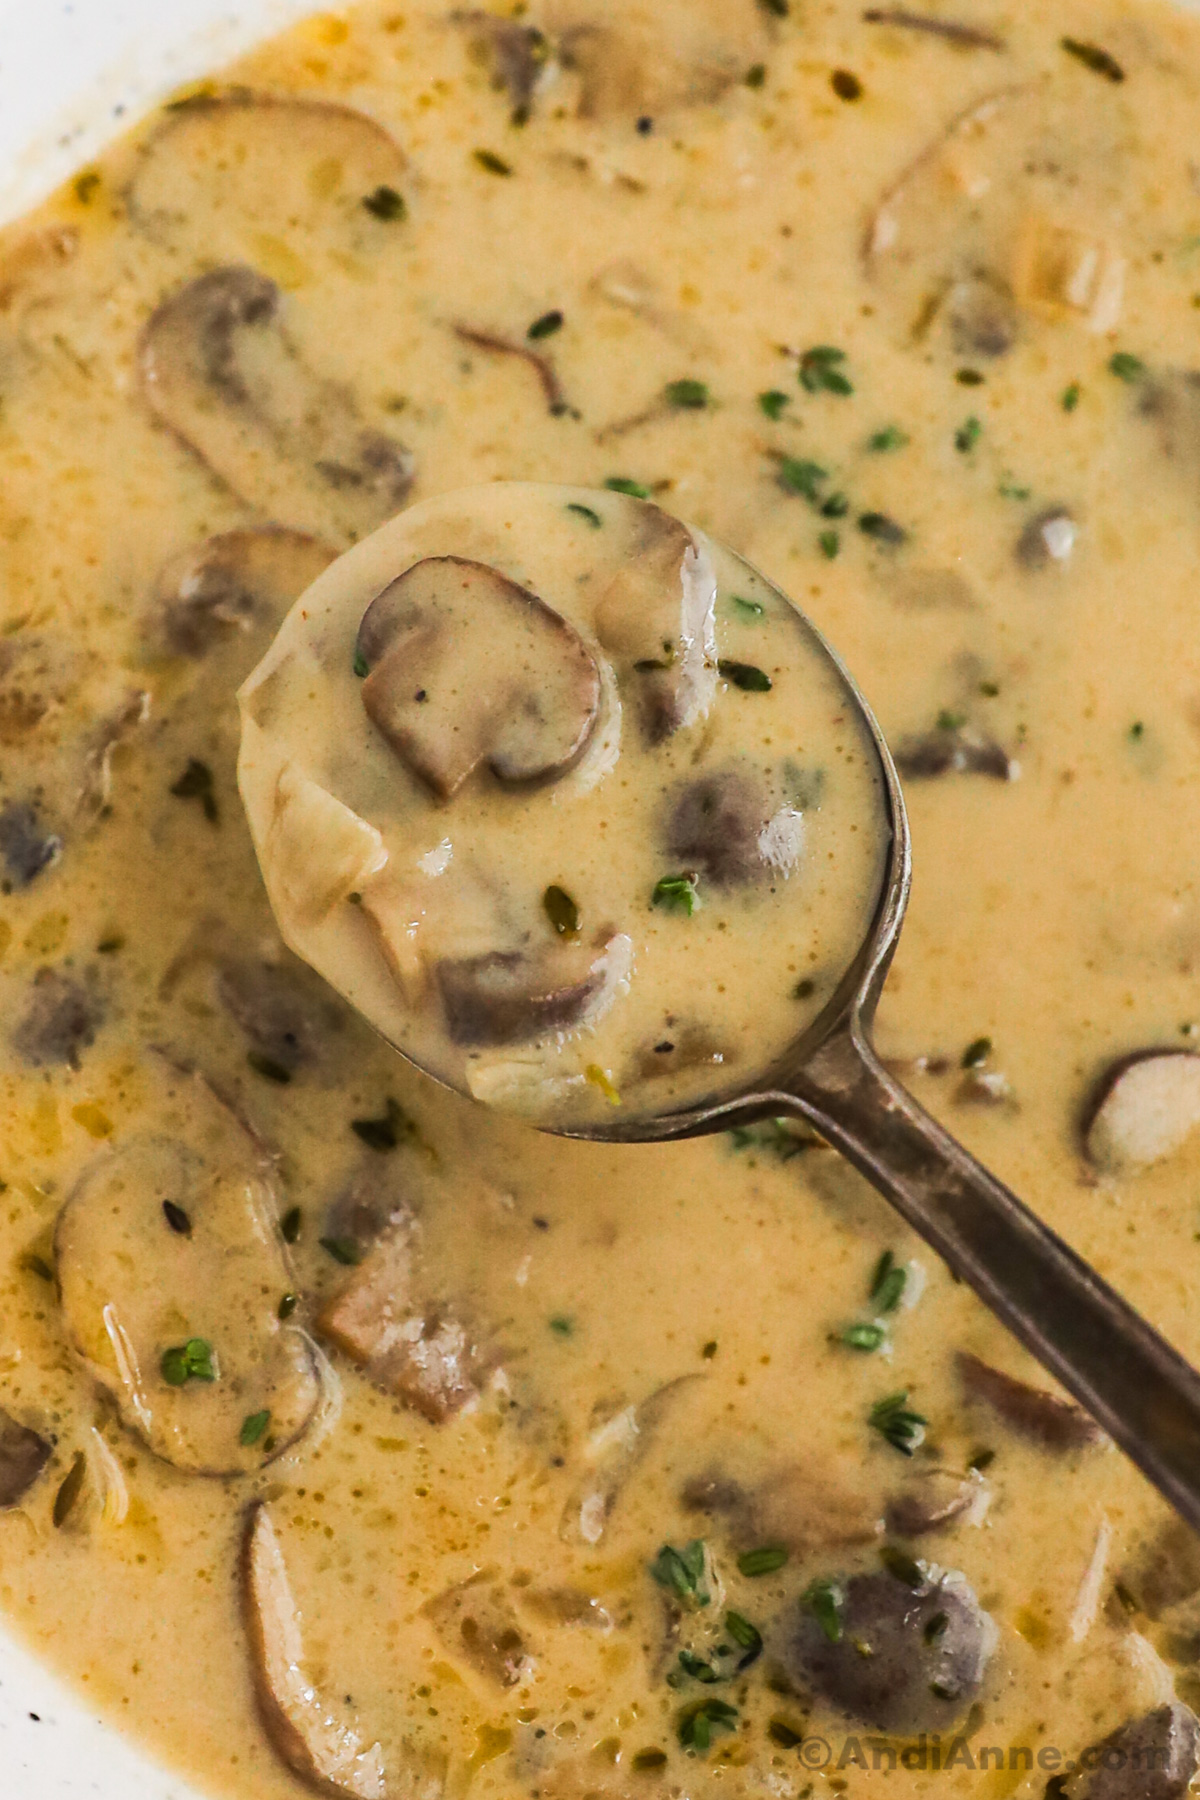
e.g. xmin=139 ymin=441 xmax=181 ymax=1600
xmin=551 ymin=536 xmax=1200 ymax=1533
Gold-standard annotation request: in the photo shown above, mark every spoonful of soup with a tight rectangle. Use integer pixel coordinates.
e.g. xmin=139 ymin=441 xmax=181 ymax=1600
xmin=238 ymin=480 xmax=1200 ymax=1531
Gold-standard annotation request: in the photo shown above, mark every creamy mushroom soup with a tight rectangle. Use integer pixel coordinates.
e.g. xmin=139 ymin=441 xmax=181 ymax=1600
xmin=6 ymin=2 xmax=1200 ymax=1799
xmin=238 ymin=482 xmax=887 ymax=1121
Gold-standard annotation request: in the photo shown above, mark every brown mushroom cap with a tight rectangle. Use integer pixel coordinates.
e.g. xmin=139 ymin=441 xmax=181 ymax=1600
xmin=139 ymin=266 xmax=414 ymax=544
xmin=55 ymin=1052 xmax=322 ymax=1476
xmin=1082 ymin=1050 xmax=1200 ymax=1172
xmin=593 ymin=505 xmax=717 ymax=742
xmin=356 ymin=556 xmax=601 ymax=798
xmin=437 ymin=931 xmax=632 ymax=1048
xmin=957 ymin=1350 xmax=1105 ymax=1450
xmin=0 ymin=1408 xmax=51 ymax=1509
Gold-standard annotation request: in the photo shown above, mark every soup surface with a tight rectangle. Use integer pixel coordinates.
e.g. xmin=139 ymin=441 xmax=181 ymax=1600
xmin=5 ymin=2 xmax=1200 ymax=1797
xmin=238 ymin=481 xmax=887 ymax=1122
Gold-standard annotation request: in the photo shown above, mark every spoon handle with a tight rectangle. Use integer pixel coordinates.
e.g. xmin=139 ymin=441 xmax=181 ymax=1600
xmin=766 ymin=1018 xmax=1200 ymax=1530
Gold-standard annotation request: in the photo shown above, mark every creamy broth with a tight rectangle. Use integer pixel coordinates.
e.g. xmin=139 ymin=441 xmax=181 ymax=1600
xmin=238 ymin=482 xmax=886 ymax=1121
xmin=5 ymin=3 xmax=1200 ymax=1799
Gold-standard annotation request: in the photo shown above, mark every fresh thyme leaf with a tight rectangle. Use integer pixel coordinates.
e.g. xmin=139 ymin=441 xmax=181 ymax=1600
xmin=956 ymin=367 xmax=985 ymax=386
xmin=280 ymin=1206 xmax=302 ymax=1244
xmin=278 ymin=1292 xmax=298 ymax=1321
xmin=727 ymin=1119 xmax=810 ymax=1161
xmin=1062 ymin=381 xmax=1082 ymax=412
xmin=818 ymin=528 xmax=840 ymax=559
xmin=804 ymin=1576 xmax=844 ymax=1643
xmin=937 ymin=707 xmax=967 ymax=731
xmin=320 ymin=1236 xmax=362 ymax=1267
xmin=566 ymin=502 xmax=602 ymax=528
xmin=1061 ymin=36 xmax=1125 ymax=81
xmin=677 ymin=1698 xmax=738 ymax=1753
xmin=768 ymin=1719 xmax=803 ymax=1748
xmin=650 ymin=1539 xmax=711 ymax=1608
xmin=868 ymin=424 xmax=909 ymax=452
xmin=1129 ymin=720 xmax=1145 ymax=741
xmin=831 ymin=69 xmax=863 ymax=100
xmin=777 ymin=456 xmax=828 ymax=501
xmin=162 ymin=1200 xmax=192 ymax=1237
xmin=820 ymin=491 xmax=850 ymax=518
xmin=1109 ymin=351 xmax=1146 ymax=383
xmin=353 ymin=650 xmax=369 ymax=678
xmin=759 ymin=0 xmax=789 ymax=15
xmin=161 ymin=1337 xmax=217 ymax=1387
xmin=858 ymin=511 xmax=907 ymax=545
xmin=543 ymin=884 xmax=581 ymax=935
xmin=961 ymin=1035 xmax=992 ymax=1069
xmin=548 ymin=1314 xmax=573 ymax=1337
xmin=730 ymin=595 xmax=765 ymax=619
xmin=363 ymin=184 xmax=407 ymax=221
xmin=170 ymin=758 xmax=218 ymax=824
xmin=869 ymin=1389 xmax=927 ymax=1456
xmin=240 ymin=1409 xmax=271 ymax=1448
xmin=870 ymin=1249 xmax=907 ymax=1313
xmin=605 ymin=476 xmax=651 ymax=498
xmin=998 ymin=478 xmax=1031 ymax=501
xmin=74 ymin=170 xmax=101 ymax=205
xmin=880 ymin=1544 xmax=925 ymax=1588
xmin=724 ymin=1610 xmax=763 ymax=1667
xmin=351 ymin=1097 xmax=411 ymax=1152
xmin=737 ymin=1543 xmax=788 ymax=1577
xmin=53 ymin=1451 xmax=87 ymax=1528
xmin=799 ymin=345 xmax=853 ymax=396
xmin=248 ymin=1050 xmax=292 ymax=1085
xmin=969 ymin=1447 xmax=996 ymax=1471
xmin=955 ymin=414 xmax=982 ymax=453
xmin=528 ymin=309 xmax=563 ymax=339
xmin=652 ymin=872 xmax=700 ymax=915
xmin=473 ymin=148 xmax=512 ymax=175
xmin=631 ymin=1749 xmax=668 ymax=1771
xmin=719 ymin=660 xmax=772 ymax=692
xmin=758 ymin=388 xmax=790 ymax=419
xmin=665 ymin=378 xmax=710 ymax=409
xmin=678 ymin=1649 xmax=723 ymax=1684
xmin=745 ymin=62 xmax=767 ymax=88
xmin=840 ymin=1320 xmax=887 ymax=1352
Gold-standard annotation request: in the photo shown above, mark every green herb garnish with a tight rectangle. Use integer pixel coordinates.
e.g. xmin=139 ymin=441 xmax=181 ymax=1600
xmin=730 ymin=595 xmax=764 ymax=619
xmin=363 ymin=184 xmax=407 ymax=221
xmin=353 ymin=649 xmax=369 ymax=677
xmin=869 ymin=1389 xmax=927 ymax=1456
xmin=725 ymin=1610 xmax=763 ymax=1667
xmin=719 ymin=660 xmax=772 ymax=692
xmin=1062 ymin=381 xmax=1082 ymax=412
xmin=880 ymin=1544 xmax=925 ymax=1588
xmin=170 ymin=758 xmax=218 ymax=824
xmin=278 ymin=1292 xmax=298 ymax=1321
xmin=858 ymin=511 xmax=907 ymax=545
xmin=280 ymin=1206 xmax=302 ymax=1244
xmin=678 ymin=1698 xmax=738 ymax=1753
xmin=240 ymin=1409 xmax=271 ymax=1448
xmin=652 ymin=873 xmax=700 ymax=916
xmin=777 ymin=456 xmax=828 ymax=501
xmin=543 ymin=884 xmax=581 ymax=935
xmin=548 ymin=1314 xmax=574 ymax=1337
xmin=1129 ymin=720 xmax=1145 ymax=741
xmin=351 ymin=1096 xmax=410 ymax=1151
xmin=961 ymin=1035 xmax=992 ymax=1069
xmin=758 ymin=388 xmax=790 ymax=419
xmin=820 ymin=490 xmax=850 ymax=518
xmin=665 ymin=378 xmax=710 ymax=409
xmin=870 ymin=1248 xmax=907 ymax=1313
xmin=768 ymin=1719 xmax=803 ymax=1748
xmin=473 ymin=148 xmax=512 ymax=175
xmin=528 ymin=309 xmax=563 ymax=339
xmin=956 ymin=367 xmax=985 ymax=386
xmin=998 ymin=478 xmax=1031 ymax=501
xmin=799 ymin=345 xmax=853 ymax=396
xmin=650 ymin=1539 xmax=711 ymax=1608
xmin=53 ymin=1451 xmax=87 ymax=1528
xmin=804 ymin=1576 xmax=844 ymax=1643
xmin=745 ymin=62 xmax=767 ymax=88
xmin=831 ymin=69 xmax=863 ymax=100
xmin=162 ymin=1200 xmax=192 ymax=1237
xmin=818 ymin=528 xmax=840 ymax=559
xmin=737 ymin=1543 xmax=788 ymax=1577
xmin=676 ymin=1649 xmax=723 ymax=1685
xmin=1109 ymin=351 xmax=1146 ymax=383
xmin=161 ymin=1338 xmax=217 ymax=1387
xmin=566 ymin=502 xmax=602 ymax=528
xmin=955 ymin=414 xmax=982 ymax=453
xmin=868 ymin=424 xmax=908 ymax=452
xmin=320 ymin=1236 xmax=362 ymax=1267
xmin=248 ymin=1050 xmax=292 ymax=1085
xmin=1061 ymin=36 xmax=1124 ymax=81
xmin=605 ymin=476 xmax=651 ymax=498
xmin=728 ymin=1119 xmax=810 ymax=1161
xmin=840 ymin=1321 xmax=887 ymax=1352
xmin=631 ymin=1748 xmax=668 ymax=1771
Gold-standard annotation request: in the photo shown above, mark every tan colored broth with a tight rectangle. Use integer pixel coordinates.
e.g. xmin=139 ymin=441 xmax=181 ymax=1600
xmin=0 ymin=2 xmax=1200 ymax=1798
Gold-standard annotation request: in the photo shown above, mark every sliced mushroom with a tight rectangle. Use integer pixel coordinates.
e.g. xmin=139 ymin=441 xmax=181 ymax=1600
xmin=0 ymin=1409 xmax=51 ymax=1508
xmin=549 ymin=0 xmax=765 ymax=119
xmin=560 ymin=1375 xmax=701 ymax=1545
xmin=437 ymin=931 xmax=633 ymax=1048
xmin=1142 ymin=370 xmax=1200 ymax=471
xmin=151 ymin=526 xmax=336 ymax=661
xmin=55 ymin=1054 xmax=322 ymax=1475
xmin=893 ymin=725 xmax=1017 ymax=780
xmin=450 ymin=11 xmax=552 ymax=119
xmin=127 ymin=93 xmax=408 ymax=259
xmin=593 ymin=508 xmax=717 ymax=742
xmin=681 ymin=1461 xmax=883 ymax=1555
xmin=423 ymin=1571 xmax=533 ymax=1689
xmin=0 ymin=801 xmax=61 ymax=888
xmin=13 ymin=968 xmax=102 ymax=1069
xmin=521 ymin=1588 xmax=614 ymax=1631
xmin=217 ymin=955 xmax=345 ymax=1074
xmin=356 ymin=556 xmax=601 ymax=798
xmin=140 ymin=267 xmax=414 ymax=543
xmin=664 ymin=768 xmax=802 ymax=886
xmin=886 ymin=1469 xmax=989 ymax=1538
xmin=316 ymin=1217 xmax=481 ymax=1423
xmin=262 ymin=762 xmax=389 ymax=927
xmin=957 ymin=1350 xmax=1105 ymax=1450
xmin=780 ymin=1566 xmax=996 ymax=1732
xmin=243 ymin=1501 xmax=445 ymax=1799
xmin=1119 ymin=1517 xmax=1200 ymax=1620
xmin=1083 ymin=1051 xmax=1200 ymax=1172
xmin=946 ymin=273 xmax=1019 ymax=359
xmin=1063 ymin=1702 xmax=1200 ymax=1800
xmin=1017 ymin=506 xmax=1077 ymax=568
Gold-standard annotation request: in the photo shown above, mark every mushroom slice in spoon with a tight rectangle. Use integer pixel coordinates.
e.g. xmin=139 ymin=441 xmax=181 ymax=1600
xmin=355 ymin=557 xmax=601 ymax=797
xmin=593 ymin=506 xmax=717 ymax=742
xmin=263 ymin=762 xmax=389 ymax=928
xmin=55 ymin=1053 xmax=322 ymax=1475
xmin=438 ymin=930 xmax=633 ymax=1048
xmin=0 ymin=1409 xmax=51 ymax=1508
xmin=243 ymin=1501 xmax=446 ymax=1799
xmin=140 ymin=267 xmax=414 ymax=544
xmin=127 ymin=93 xmax=408 ymax=260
